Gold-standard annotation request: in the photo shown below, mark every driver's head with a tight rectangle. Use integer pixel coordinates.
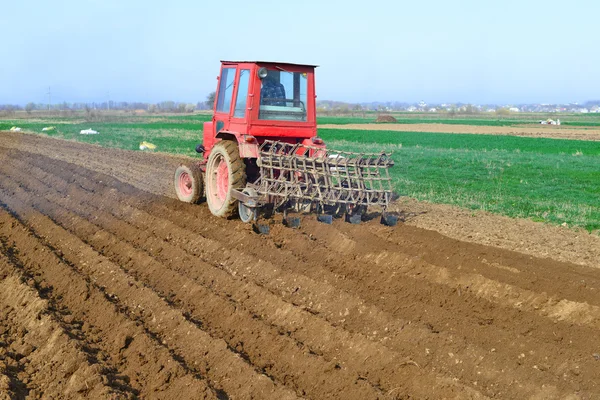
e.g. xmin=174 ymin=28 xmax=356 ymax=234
xmin=263 ymin=75 xmax=275 ymax=85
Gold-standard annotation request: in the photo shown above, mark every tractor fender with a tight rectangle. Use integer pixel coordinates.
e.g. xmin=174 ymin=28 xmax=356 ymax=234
xmin=216 ymin=130 xmax=259 ymax=159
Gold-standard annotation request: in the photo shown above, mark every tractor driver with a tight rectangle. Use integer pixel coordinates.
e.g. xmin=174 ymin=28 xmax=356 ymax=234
xmin=261 ymin=74 xmax=286 ymax=106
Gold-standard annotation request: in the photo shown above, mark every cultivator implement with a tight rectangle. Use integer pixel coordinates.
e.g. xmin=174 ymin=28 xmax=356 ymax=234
xmin=254 ymin=140 xmax=393 ymax=208
xmin=235 ymin=140 xmax=398 ymax=227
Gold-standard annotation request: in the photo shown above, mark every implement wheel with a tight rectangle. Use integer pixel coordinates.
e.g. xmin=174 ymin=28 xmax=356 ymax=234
xmin=238 ymin=188 xmax=258 ymax=223
xmin=174 ymin=164 xmax=203 ymax=203
xmin=205 ymin=141 xmax=246 ymax=218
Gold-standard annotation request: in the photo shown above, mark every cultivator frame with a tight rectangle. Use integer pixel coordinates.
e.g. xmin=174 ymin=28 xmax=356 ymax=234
xmin=248 ymin=140 xmax=394 ymax=211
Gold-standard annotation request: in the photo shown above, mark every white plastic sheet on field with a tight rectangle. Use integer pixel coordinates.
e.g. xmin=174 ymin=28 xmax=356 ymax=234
xmin=80 ymin=128 xmax=99 ymax=135
xmin=139 ymin=141 xmax=157 ymax=150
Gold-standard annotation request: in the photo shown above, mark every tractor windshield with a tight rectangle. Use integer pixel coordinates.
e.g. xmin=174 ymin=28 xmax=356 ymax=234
xmin=259 ymin=70 xmax=307 ymax=122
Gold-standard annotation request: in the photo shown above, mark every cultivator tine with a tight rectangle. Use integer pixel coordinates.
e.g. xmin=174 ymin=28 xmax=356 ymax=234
xmin=284 ymin=216 xmax=301 ymax=228
xmin=345 ymin=213 xmax=362 ymax=225
xmin=380 ymin=213 xmax=399 ymax=227
xmin=253 ymin=223 xmax=271 ymax=235
xmin=317 ymin=214 xmax=333 ymax=224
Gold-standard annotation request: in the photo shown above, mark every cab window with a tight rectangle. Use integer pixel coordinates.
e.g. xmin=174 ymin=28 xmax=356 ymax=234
xmin=216 ymin=67 xmax=235 ymax=114
xmin=233 ymin=69 xmax=250 ymax=118
xmin=259 ymin=70 xmax=307 ymax=121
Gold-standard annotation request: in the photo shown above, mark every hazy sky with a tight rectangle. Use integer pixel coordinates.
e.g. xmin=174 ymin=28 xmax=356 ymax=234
xmin=2 ymin=0 xmax=598 ymax=105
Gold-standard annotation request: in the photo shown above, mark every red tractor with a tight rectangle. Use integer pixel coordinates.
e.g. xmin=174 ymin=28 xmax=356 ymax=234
xmin=174 ymin=61 xmax=396 ymax=227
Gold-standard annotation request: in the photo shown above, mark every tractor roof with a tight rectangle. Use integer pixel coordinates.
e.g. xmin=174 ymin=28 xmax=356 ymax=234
xmin=221 ymin=60 xmax=318 ymax=68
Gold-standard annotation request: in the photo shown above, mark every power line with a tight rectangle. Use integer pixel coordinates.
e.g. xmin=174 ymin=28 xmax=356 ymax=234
xmin=46 ymin=86 xmax=51 ymax=110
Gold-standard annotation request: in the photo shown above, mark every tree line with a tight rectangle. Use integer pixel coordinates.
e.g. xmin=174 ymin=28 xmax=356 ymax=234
xmin=0 ymin=100 xmax=214 ymax=115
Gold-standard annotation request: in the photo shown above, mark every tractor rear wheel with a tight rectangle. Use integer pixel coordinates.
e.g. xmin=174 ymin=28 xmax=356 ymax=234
xmin=174 ymin=164 xmax=203 ymax=203
xmin=205 ymin=141 xmax=246 ymax=218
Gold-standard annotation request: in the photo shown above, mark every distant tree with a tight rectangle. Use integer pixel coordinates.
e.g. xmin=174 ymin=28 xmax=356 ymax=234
xmin=159 ymin=101 xmax=176 ymax=112
xmin=336 ymin=104 xmax=350 ymax=115
xmin=185 ymin=103 xmax=196 ymax=113
xmin=206 ymin=92 xmax=216 ymax=109
xmin=495 ymin=107 xmax=510 ymax=116
xmin=352 ymin=103 xmax=365 ymax=117
xmin=25 ymin=102 xmax=35 ymax=114
xmin=464 ymin=104 xmax=478 ymax=114
xmin=148 ymin=104 xmax=157 ymax=114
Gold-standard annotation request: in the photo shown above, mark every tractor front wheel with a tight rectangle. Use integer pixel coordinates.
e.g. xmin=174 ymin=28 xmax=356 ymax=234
xmin=174 ymin=164 xmax=203 ymax=203
xmin=205 ymin=141 xmax=246 ymax=218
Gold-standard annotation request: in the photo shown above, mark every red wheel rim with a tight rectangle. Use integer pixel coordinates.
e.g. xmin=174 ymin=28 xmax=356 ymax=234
xmin=178 ymin=171 xmax=193 ymax=197
xmin=216 ymin=157 xmax=229 ymax=203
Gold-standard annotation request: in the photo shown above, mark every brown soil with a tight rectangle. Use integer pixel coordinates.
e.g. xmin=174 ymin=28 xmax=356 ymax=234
xmin=1 ymin=130 xmax=600 ymax=399
xmin=375 ymin=115 xmax=398 ymax=123
xmin=319 ymin=122 xmax=600 ymax=141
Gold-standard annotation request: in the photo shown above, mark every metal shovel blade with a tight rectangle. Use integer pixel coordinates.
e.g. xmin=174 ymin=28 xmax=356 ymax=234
xmin=284 ymin=216 xmax=301 ymax=229
xmin=345 ymin=213 xmax=362 ymax=224
xmin=253 ymin=223 xmax=271 ymax=234
xmin=317 ymin=215 xmax=333 ymax=224
xmin=381 ymin=214 xmax=399 ymax=227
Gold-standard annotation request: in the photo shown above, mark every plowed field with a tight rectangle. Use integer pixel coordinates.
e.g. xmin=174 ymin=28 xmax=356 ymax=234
xmin=1 ymin=131 xmax=599 ymax=399
xmin=319 ymin=123 xmax=600 ymax=141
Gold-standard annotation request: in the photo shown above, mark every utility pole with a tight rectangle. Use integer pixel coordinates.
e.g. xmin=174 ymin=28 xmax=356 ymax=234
xmin=46 ymin=86 xmax=51 ymax=110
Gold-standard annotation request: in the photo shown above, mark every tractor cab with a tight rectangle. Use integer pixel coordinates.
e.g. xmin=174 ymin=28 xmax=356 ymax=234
xmin=202 ymin=61 xmax=319 ymax=159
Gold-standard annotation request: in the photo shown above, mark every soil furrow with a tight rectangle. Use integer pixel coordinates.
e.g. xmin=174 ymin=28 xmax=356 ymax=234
xmin=0 ymin=132 xmax=184 ymax=198
xmin=0 ymin=284 xmax=31 ymax=400
xmin=0 ymin=253 xmax=127 ymax=399
xmin=0 ymin=186 xmax=298 ymax=400
xmin=0 ymin=210 xmax=218 ymax=400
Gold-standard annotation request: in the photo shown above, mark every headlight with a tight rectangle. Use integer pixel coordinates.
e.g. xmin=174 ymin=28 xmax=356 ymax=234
xmin=257 ymin=67 xmax=268 ymax=79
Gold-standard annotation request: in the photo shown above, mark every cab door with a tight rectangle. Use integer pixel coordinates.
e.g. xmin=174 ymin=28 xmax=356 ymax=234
xmin=214 ymin=66 xmax=237 ymax=130
xmin=206 ymin=65 xmax=237 ymax=154
xmin=229 ymin=67 xmax=252 ymax=131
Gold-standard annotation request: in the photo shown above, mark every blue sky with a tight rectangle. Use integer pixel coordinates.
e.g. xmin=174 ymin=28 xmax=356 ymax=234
xmin=2 ymin=0 xmax=598 ymax=105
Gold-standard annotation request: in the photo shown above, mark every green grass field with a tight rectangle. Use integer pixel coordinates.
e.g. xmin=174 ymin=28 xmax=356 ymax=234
xmin=320 ymin=129 xmax=600 ymax=231
xmin=0 ymin=114 xmax=210 ymax=157
xmin=317 ymin=114 xmax=600 ymax=127
xmin=2 ymin=112 xmax=599 ymax=232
